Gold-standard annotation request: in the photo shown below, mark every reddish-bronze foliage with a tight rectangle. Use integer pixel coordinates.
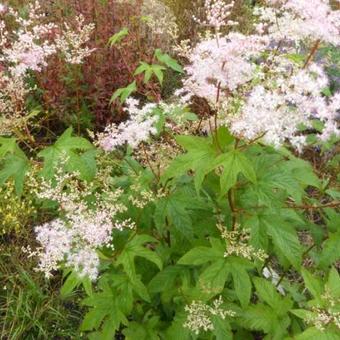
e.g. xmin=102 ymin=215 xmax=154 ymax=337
xmin=36 ymin=0 xmax=160 ymax=130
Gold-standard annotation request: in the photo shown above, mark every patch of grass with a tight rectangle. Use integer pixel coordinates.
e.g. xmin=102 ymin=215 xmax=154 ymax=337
xmin=0 ymin=243 xmax=83 ymax=340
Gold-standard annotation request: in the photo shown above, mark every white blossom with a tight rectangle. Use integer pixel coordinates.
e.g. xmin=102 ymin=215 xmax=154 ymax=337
xmin=254 ymin=0 xmax=340 ymax=45
xmin=184 ymin=296 xmax=235 ymax=335
xmin=193 ymin=0 xmax=238 ymax=31
xmin=229 ymin=61 xmax=339 ymax=149
xmin=97 ymin=98 xmax=158 ymax=151
xmin=33 ymin=167 xmax=134 ymax=280
xmin=183 ymin=33 xmax=268 ymax=103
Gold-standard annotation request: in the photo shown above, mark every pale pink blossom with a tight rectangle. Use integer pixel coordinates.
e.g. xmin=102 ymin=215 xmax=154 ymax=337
xmin=182 ymin=33 xmax=268 ymax=103
xmin=193 ymin=0 xmax=238 ymax=31
xmin=98 ymin=99 xmax=158 ymax=151
xmin=255 ymin=0 xmax=340 ymax=45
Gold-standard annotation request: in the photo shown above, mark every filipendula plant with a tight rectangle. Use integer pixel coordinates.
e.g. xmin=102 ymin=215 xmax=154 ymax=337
xmin=2 ymin=0 xmax=339 ymax=339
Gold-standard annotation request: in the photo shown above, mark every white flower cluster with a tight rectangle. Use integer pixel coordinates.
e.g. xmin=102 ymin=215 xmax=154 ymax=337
xmin=218 ymin=224 xmax=268 ymax=262
xmin=183 ymin=33 xmax=268 ymax=103
xmin=254 ymin=0 xmax=340 ymax=45
xmin=306 ymin=306 xmax=340 ymax=331
xmin=33 ymin=166 xmax=134 ymax=280
xmin=304 ymin=289 xmax=340 ymax=331
xmin=0 ymin=2 xmax=95 ymax=77
xmin=179 ymin=0 xmax=340 ymax=150
xmin=0 ymin=2 xmax=57 ymax=76
xmin=141 ymin=0 xmax=178 ymax=49
xmin=0 ymin=3 xmax=6 ymax=14
xmin=193 ymin=0 xmax=238 ymax=31
xmin=128 ymin=179 xmax=166 ymax=209
xmin=0 ymin=73 xmax=29 ymax=135
xmin=184 ymin=296 xmax=235 ymax=335
xmin=97 ymin=98 xmax=158 ymax=151
xmin=55 ymin=14 xmax=95 ymax=64
xmin=0 ymin=1 xmax=95 ymax=136
xmin=230 ymin=61 xmax=339 ymax=150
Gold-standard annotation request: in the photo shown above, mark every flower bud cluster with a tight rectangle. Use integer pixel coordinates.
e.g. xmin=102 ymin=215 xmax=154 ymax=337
xmin=305 ymin=290 xmax=340 ymax=331
xmin=128 ymin=179 xmax=166 ymax=209
xmin=218 ymin=224 xmax=268 ymax=262
xmin=184 ymin=296 xmax=235 ymax=334
xmin=306 ymin=306 xmax=340 ymax=331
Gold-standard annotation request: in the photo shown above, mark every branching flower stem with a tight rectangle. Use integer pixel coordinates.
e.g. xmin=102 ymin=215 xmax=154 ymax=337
xmin=303 ymin=39 xmax=321 ymax=69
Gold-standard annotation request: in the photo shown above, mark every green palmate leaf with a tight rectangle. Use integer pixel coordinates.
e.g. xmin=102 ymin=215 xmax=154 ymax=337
xmin=83 ymin=277 xmax=93 ymax=297
xmin=324 ymin=208 xmax=340 ymax=233
xmin=0 ymin=153 xmax=29 ymax=195
xmin=178 ymin=246 xmax=223 ymax=266
xmin=244 ymin=148 xmax=320 ymax=206
xmin=82 ymin=273 xmax=150 ymax=336
xmin=212 ymin=315 xmax=233 ymax=340
xmin=37 ymin=127 xmax=94 ymax=180
xmin=129 ymin=276 xmax=151 ymax=302
xmin=279 ymin=150 xmax=321 ymax=189
xmin=0 ymin=137 xmax=29 ymax=194
xmin=212 ymin=150 xmax=257 ymax=195
xmin=198 ymin=260 xmax=229 ymax=295
xmin=301 ymin=269 xmax=323 ymax=301
xmin=319 ymin=232 xmax=340 ymax=268
xmin=123 ymin=318 xmax=160 ymax=340
xmin=294 ymin=326 xmax=340 ymax=340
xmin=134 ymin=62 xmax=150 ymax=77
xmin=235 ymin=152 xmax=257 ymax=184
xmin=241 ymin=304 xmax=276 ymax=333
xmin=163 ymin=135 xmax=217 ymax=192
xmin=231 ymin=263 xmax=252 ymax=308
xmin=148 ymin=265 xmax=184 ymax=293
xmin=163 ymin=312 xmax=190 ymax=340
xmin=134 ymin=62 xmax=166 ymax=85
xmin=154 ymin=195 xmax=193 ymax=238
xmin=176 ymin=135 xmax=213 ymax=151
xmin=290 ymin=309 xmax=315 ymax=321
xmin=82 ymin=309 xmax=107 ymax=334
xmin=111 ymin=80 xmax=137 ymax=104
xmin=246 ymin=214 xmax=269 ymax=251
xmin=325 ymin=267 xmax=340 ymax=299
xmin=154 ymin=49 xmax=184 ymax=73
xmin=81 ymin=279 xmax=129 ymax=334
xmin=151 ymin=65 xmax=166 ymax=85
xmin=215 ymin=126 xmax=234 ymax=150
xmin=0 ymin=137 xmax=19 ymax=158
xmin=286 ymin=161 xmax=320 ymax=190
xmin=211 ymin=153 xmax=238 ymax=194
xmin=108 ymin=27 xmax=129 ymax=46
xmin=154 ymin=188 xmax=205 ymax=239
xmin=262 ymin=215 xmax=302 ymax=269
xmin=116 ymin=234 xmax=162 ymax=279
xmin=253 ymin=277 xmax=283 ymax=310
xmin=66 ymin=149 xmax=97 ymax=181
xmin=241 ymin=301 xmax=291 ymax=339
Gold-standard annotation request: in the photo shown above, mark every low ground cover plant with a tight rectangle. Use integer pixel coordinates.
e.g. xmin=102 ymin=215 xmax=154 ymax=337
xmin=0 ymin=0 xmax=340 ymax=339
